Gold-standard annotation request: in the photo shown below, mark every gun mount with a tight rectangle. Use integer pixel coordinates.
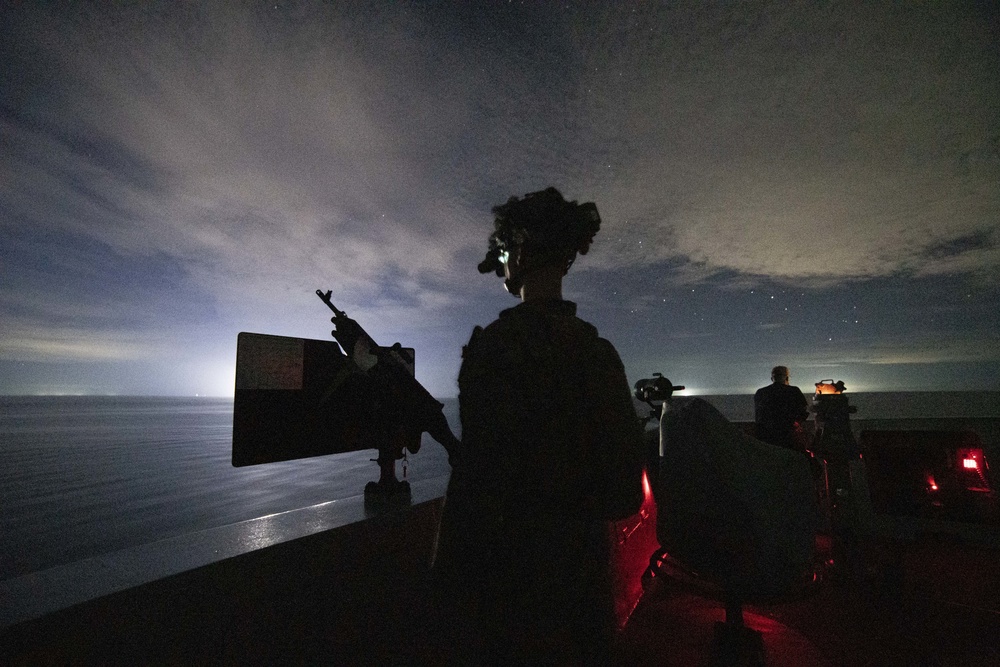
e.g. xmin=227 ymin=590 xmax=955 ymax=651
xmin=633 ymin=373 xmax=685 ymax=425
xmin=230 ymin=291 xmax=460 ymax=506
xmin=808 ymin=380 xmax=874 ymax=582
xmin=320 ymin=290 xmax=462 ymax=501
xmin=811 ymin=379 xmax=859 ymax=458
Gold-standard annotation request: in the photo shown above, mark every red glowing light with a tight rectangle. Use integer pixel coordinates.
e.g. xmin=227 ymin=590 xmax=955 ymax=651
xmin=641 ymin=470 xmax=652 ymax=498
xmin=956 ymin=447 xmax=992 ymax=493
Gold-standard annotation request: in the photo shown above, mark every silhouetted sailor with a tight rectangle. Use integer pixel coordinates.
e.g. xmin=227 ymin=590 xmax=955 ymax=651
xmin=754 ymin=365 xmax=809 ymax=451
xmin=434 ymin=187 xmax=644 ymax=665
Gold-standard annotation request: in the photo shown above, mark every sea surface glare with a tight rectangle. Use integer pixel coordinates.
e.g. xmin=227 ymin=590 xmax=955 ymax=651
xmin=1 ymin=392 xmax=997 ymax=582
xmin=0 ymin=396 xmax=453 ymax=582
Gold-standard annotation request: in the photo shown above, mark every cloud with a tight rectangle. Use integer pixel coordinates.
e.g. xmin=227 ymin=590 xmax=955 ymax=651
xmin=2 ymin=2 xmax=999 ymax=396
xmin=0 ymin=320 xmax=163 ymax=363
xmin=6 ymin=2 xmax=998 ymax=307
xmin=4 ymin=4 xmax=493 ymax=315
xmin=799 ymin=334 xmax=1000 ymax=367
xmin=865 ymin=343 xmax=1000 ymax=366
xmin=569 ymin=2 xmax=1000 ymax=284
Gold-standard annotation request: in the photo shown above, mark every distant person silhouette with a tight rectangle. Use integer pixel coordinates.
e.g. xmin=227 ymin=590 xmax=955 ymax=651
xmin=433 ymin=187 xmax=644 ymax=665
xmin=754 ymin=365 xmax=809 ymax=452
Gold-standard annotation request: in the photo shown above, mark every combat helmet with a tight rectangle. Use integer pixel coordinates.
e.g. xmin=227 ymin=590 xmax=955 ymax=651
xmin=477 ymin=187 xmax=601 ymax=293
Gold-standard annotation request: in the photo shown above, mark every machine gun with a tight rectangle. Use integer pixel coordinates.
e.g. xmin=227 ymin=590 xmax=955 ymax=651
xmin=315 ymin=290 xmax=461 ymax=501
xmin=230 ymin=292 xmax=460 ymax=504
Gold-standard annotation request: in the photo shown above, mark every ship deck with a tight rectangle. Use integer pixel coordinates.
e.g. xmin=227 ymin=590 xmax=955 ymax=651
xmin=622 ymin=534 xmax=1000 ymax=666
xmin=2 ymin=495 xmax=997 ymax=666
xmin=2 ymin=415 xmax=998 ymax=665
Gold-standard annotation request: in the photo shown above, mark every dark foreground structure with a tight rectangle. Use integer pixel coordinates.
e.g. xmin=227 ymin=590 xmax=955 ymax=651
xmin=2 ymin=417 xmax=998 ymax=666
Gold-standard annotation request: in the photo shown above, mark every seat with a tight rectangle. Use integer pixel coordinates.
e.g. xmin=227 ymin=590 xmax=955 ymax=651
xmin=652 ymin=398 xmax=819 ymax=665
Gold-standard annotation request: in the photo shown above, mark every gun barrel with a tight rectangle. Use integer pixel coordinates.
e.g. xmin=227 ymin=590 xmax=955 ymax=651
xmin=315 ymin=289 xmax=347 ymax=318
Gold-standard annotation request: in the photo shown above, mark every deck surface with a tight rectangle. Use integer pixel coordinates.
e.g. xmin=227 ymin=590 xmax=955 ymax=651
xmin=621 ymin=535 xmax=1000 ymax=666
xmin=4 ymin=521 xmax=997 ymax=666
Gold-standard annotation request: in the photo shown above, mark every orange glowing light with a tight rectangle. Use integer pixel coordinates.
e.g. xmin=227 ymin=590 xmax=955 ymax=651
xmin=641 ymin=470 xmax=652 ymax=498
xmin=814 ymin=379 xmax=847 ymax=395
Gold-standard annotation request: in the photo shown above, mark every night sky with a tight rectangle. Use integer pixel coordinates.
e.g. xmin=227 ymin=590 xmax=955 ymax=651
xmin=2 ymin=2 xmax=998 ymax=398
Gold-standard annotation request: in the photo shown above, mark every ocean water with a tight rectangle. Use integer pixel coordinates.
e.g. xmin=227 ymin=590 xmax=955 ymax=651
xmin=0 ymin=396 xmax=451 ymax=582
xmin=1 ymin=392 xmax=997 ymax=582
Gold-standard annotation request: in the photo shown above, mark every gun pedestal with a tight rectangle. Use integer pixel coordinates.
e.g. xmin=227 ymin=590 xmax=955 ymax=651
xmin=811 ymin=383 xmax=874 ymax=582
xmin=710 ymin=595 xmax=766 ymax=667
xmin=364 ymin=455 xmax=411 ymax=506
xmin=634 ymin=374 xmax=685 ymax=492
xmin=314 ymin=289 xmax=461 ymax=507
xmin=363 ymin=432 xmax=417 ymax=508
